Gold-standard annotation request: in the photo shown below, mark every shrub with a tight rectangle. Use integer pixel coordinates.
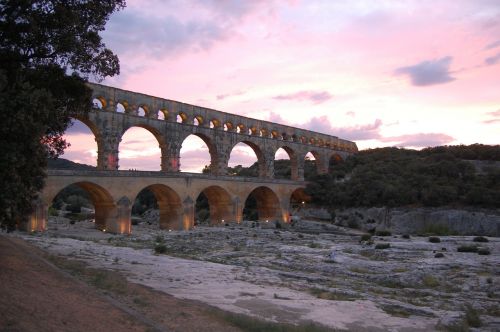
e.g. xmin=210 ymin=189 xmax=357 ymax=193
xmin=154 ymin=244 xmax=167 ymax=254
xmin=429 ymin=236 xmax=441 ymax=243
xmin=48 ymin=206 xmax=58 ymax=216
xmin=375 ymin=243 xmax=390 ymax=250
xmin=457 ymin=245 xmax=478 ymax=253
xmin=473 ymin=236 xmax=489 ymax=243
xmin=434 ymin=253 xmax=445 ymax=258
xmin=375 ymin=230 xmax=391 ymax=236
xmin=477 ymin=248 xmax=491 ymax=255
xmin=347 ymin=219 xmax=359 ymax=229
xmin=402 ymin=234 xmax=410 ymax=239
xmin=274 ymin=221 xmax=282 ymax=229
xmin=360 ymin=234 xmax=372 ymax=241
xmin=465 ymin=304 xmax=482 ymax=328
xmin=66 ymin=204 xmax=81 ymax=213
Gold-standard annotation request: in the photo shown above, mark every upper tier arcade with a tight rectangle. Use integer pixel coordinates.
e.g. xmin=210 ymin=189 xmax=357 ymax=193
xmin=81 ymin=83 xmax=357 ymax=180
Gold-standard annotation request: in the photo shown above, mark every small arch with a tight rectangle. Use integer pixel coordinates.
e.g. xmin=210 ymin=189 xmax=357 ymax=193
xmin=116 ymin=102 xmax=126 ymax=113
xmin=281 ymin=133 xmax=288 ymax=141
xmin=224 ymin=122 xmax=233 ymax=132
xmin=317 ymin=138 xmax=324 ymax=147
xmin=210 ymin=119 xmax=220 ymax=129
xmin=195 ymin=186 xmax=232 ymax=225
xmin=328 ymin=153 xmax=344 ymax=172
xmin=309 ymin=137 xmax=315 ymax=145
xmin=137 ymin=106 xmax=146 ymax=117
xmin=194 ymin=115 xmax=203 ymax=126
xmin=236 ymin=124 xmax=245 ymax=134
xmin=260 ymin=128 xmax=269 ymax=138
xmin=271 ymin=130 xmax=280 ymax=139
xmin=300 ymin=136 xmax=308 ymax=144
xmin=248 ymin=126 xmax=257 ymax=136
xmin=243 ymin=186 xmax=281 ymax=222
xmin=92 ymin=97 xmax=105 ymax=109
xmin=157 ymin=109 xmax=167 ymax=120
xmin=176 ymin=112 xmax=188 ymax=123
xmin=291 ymin=134 xmax=298 ymax=142
xmin=304 ymin=151 xmax=323 ymax=179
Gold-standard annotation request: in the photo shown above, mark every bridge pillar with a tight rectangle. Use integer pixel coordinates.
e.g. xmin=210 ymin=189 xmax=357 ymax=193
xmin=182 ymin=196 xmax=195 ymax=230
xmin=97 ymin=131 xmax=121 ymax=170
xmin=26 ymin=198 xmax=47 ymax=232
xmin=316 ymin=153 xmax=329 ymax=175
xmin=101 ymin=196 xmax=132 ymax=234
xmin=296 ymin=158 xmax=305 ymax=181
xmin=280 ymin=198 xmax=291 ymax=223
xmin=233 ymin=197 xmax=243 ymax=223
xmin=162 ymin=142 xmax=181 ymax=172
xmin=158 ymin=201 xmax=183 ymax=231
xmin=261 ymin=149 xmax=275 ymax=179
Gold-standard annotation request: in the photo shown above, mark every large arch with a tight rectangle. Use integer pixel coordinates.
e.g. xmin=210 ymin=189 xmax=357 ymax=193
xmin=228 ymin=140 xmax=265 ymax=178
xmin=180 ymin=133 xmax=218 ymax=174
xmin=196 ymin=186 xmax=233 ymax=225
xmin=50 ymin=181 xmax=115 ymax=231
xmin=328 ymin=152 xmax=344 ymax=173
xmin=119 ymin=125 xmax=164 ymax=171
xmin=243 ymin=186 xmax=281 ymax=222
xmin=62 ymin=117 xmax=101 ymax=167
xmin=132 ymin=184 xmax=182 ymax=230
xmin=274 ymin=146 xmax=298 ymax=180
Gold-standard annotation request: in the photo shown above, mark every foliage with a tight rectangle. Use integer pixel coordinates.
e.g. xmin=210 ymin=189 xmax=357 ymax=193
xmin=473 ymin=236 xmax=489 ymax=243
xmin=375 ymin=243 xmax=390 ymax=249
xmin=131 ymin=188 xmax=158 ymax=215
xmin=457 ymin=245 xmax=478 ymax=253
xmin=0 ymin=0 xmax=124 ymax=229
xmin=306 ymin=145 xmax=500 ymax=209
xmin=428 ymin=236 xmax=441 ymax=243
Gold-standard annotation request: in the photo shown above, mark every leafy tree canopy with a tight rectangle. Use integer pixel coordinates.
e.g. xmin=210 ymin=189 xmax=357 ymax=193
xmin=0 ymin=0 xmax=125 ymax=229
xmin=306 ymin=145 xmax=500 ymax=210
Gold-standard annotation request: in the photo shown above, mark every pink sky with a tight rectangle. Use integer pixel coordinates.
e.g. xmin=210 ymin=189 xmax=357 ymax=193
xmin=63 ymin=0 xmax=500 ymax=172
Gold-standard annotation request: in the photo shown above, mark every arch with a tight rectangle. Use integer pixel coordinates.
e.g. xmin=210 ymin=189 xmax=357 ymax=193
xmin=63 ymin=117 xmax=100 ymax=167
xmin=116 ymin=101 xmax=127 ymax=113
xmin=137 ymin=106 xmax=147 ymax=117
xmin=328 ymin=152 xmax=344 ymax=172
xmin=193 ymin=115 xmax=203 ymax=126
xmin=176 ymin=112 xmax=188 ymax=123
xmin=224 ymin=121 xmax=233 ymax=131
xmin=196 ymin=186 xmax=233 ymax=225
xmin=180 ymin=133 xmax=217 ymax=173
xmin=271 ymin=130 xmax=280 ymax=139
xmin=304 ymin=151 xmax=319 ymax=179
xmin=243 ymin=186 xmax=281 ymax=221
xmin=156 ymin=108 xmax=168 ymax=120
xmin=119 ymin=125 xmax=163 ymax=171
xmin=132 ymin=184 xmax=182 ymax=230
xmin=92 ymin=97 xmax=105 ymax=109
xmin=210 ymin=119 xmax=220 ymax=129
xmin=260 ymin=128 xmax=269 ymax=138
xmin=289 ymin=188 xmax=310 ymax=221
xmin=228 ymin=141 xmax=264 ymax=177
xmin=274 ymin=146 xmax=298 ymax=180
xmin=50 ymin=181 xmax=114 ymax=231
xmin=300 ymin=136 xmax=308 ymax=144
xmin=236 ymin=124 xmax=245 ymax=134
xmin=248 ymin=126 xmax=257 ymax=136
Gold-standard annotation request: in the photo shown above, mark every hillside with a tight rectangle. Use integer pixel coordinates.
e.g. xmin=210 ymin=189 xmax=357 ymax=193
xmin=305 ymin=144 xmax=500 ymax=209
xmin=47 ymin=158 xmax=96 ymax=170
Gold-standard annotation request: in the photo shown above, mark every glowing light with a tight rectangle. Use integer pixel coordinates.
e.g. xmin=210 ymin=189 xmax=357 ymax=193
xmin=103 ymin=229 xmax=106 ymax=232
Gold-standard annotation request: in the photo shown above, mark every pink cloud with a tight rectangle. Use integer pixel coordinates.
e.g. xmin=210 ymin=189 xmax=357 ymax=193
xmin=380 ymin=133 xmax=455 ymax=148
xmin=273 ymin=90 xmax=333 ymax=104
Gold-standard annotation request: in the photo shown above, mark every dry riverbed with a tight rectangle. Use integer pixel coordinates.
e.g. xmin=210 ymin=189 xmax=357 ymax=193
xmin=18 ymin=217 xmax=500 ymax=331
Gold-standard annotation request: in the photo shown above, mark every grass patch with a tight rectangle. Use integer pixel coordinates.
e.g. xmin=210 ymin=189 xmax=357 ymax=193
xmin=428 ymin=236 xmax=441 ymax=243
xmin=309 ymin=288 xmax=357 ymax=301
xmin=421 ymin=274 xmax=440 ymax=288
xmin=216 ymin=310 xmax=333 ymax=332
xmin=457 ymin=245 xmax=478 ymax=253
xmin=349 ymin=266 xmax=370 ymax=274
xmin=375 ymin=243 xmax=390 ymax=250
xmin=473 ymin=236 xmax=489 ymax=243
xmin=154 ymin=243 xmax=167 ymax=254
xmin=464 ymin=304 xmax=482 ymax=328
xmin=308 ymin=242 xmax=321 ymax=249
xmin=477 ymin=248 xmax=491 ymax=255
xmin=360 ymin=234 xmax=372 ymax=241
xmin=392 ymin=267 xmax=408 ymax=273
xmin=380 ymin=305 xmax=411 ymax=318
xmin=421 ymin=224 xmax=451 ymax=236
xmin=375 ymin=230 xmax=391 ymax=236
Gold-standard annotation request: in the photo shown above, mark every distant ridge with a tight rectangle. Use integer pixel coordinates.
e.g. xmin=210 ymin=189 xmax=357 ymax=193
xmin=47 ymin=158 xmax=96 ymax=170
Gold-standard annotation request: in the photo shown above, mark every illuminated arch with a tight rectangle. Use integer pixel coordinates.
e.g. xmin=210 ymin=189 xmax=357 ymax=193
xmin=195 ymin=186 xmax=233 ymax=225
xmin=243 ymin=186 xmax=281 ymax=221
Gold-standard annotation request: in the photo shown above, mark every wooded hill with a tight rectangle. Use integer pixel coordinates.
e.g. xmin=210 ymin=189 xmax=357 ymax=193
xmin=305 ymin=144 xmax=500 ymax=209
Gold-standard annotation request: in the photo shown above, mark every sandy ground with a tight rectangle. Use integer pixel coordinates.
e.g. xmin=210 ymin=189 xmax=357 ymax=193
xmin=0 ymin=235 xmax=245 ymax=332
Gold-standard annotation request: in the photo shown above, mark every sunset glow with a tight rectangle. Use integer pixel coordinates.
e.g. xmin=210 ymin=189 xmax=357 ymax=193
xmin=63 ymin=0 xmax=500 ymax=171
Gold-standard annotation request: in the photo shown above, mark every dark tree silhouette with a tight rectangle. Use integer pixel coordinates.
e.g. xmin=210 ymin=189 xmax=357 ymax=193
xmin=0 ymin=0 xmax=125 ymax=229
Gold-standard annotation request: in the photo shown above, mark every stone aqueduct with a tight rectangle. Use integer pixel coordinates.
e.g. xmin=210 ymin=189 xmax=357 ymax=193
xmin=27 ymin=83 xmax=357 ymax=234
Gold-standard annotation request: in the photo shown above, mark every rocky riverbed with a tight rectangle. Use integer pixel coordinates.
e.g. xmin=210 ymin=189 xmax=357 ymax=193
xmin=18 ymin=216 xmax=500 ymax=331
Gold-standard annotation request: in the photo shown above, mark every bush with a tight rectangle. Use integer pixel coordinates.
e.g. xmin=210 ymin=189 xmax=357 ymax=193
xmin=347 ymin=219 xmax=359 ymax=229
xmin=48 ymin=206 xmax=58 ymax=216
xmin=465 ymin=304 xmax=482 ymax=328
xmin=477 ymin=248 xmax=491 ymax=255
xmin=360 ymin=234 xmax=372 ymax=241
xmin=375 ymin=230 xmax=391 ymax=236
xmin=375 ymin=243 xmax=390 ymax=250
xmin=434 ymin=253 xmax=445 ymax=258
xmin=154 ymin=244 xmax=167 ymax=254
xmin=457 ymin=245 xmax=478 ymax=253
xmin=429 ymin=236 xmax=441 ymax=243
xmin=402 ymin=234 xmax=410 ymax=239
xmin=66 ymin=204 xmax=81 ymax=213
xmin=473 ymin=236 xmax=489 ymax=243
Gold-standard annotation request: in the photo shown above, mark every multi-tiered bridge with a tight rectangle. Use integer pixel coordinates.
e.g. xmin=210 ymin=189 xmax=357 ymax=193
xmin=28 ymin=83 xmax=357 ymax=234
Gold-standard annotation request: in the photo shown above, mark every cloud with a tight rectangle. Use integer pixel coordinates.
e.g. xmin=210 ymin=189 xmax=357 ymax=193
xmin=380 ymin=133 xmax=454 ymax=148
xmin=103 ymin=11 xmax=228 ymax=58
xmin=273 ymin=90 xmax=333 ymax=104
xmin=345 ymin=111 xmax=356 ymax=117
xmin=216 ymin=90 xmax=246 ymax=100
xmin=395 ymin=56 xmax=456 ymax=86
xmin=483 ymin=109 xmax=500 ymax=124
xmin=485 ymin=39 xmax=500 ymax=50
xmin=485 ymin=52 xmax=500 ymax=66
